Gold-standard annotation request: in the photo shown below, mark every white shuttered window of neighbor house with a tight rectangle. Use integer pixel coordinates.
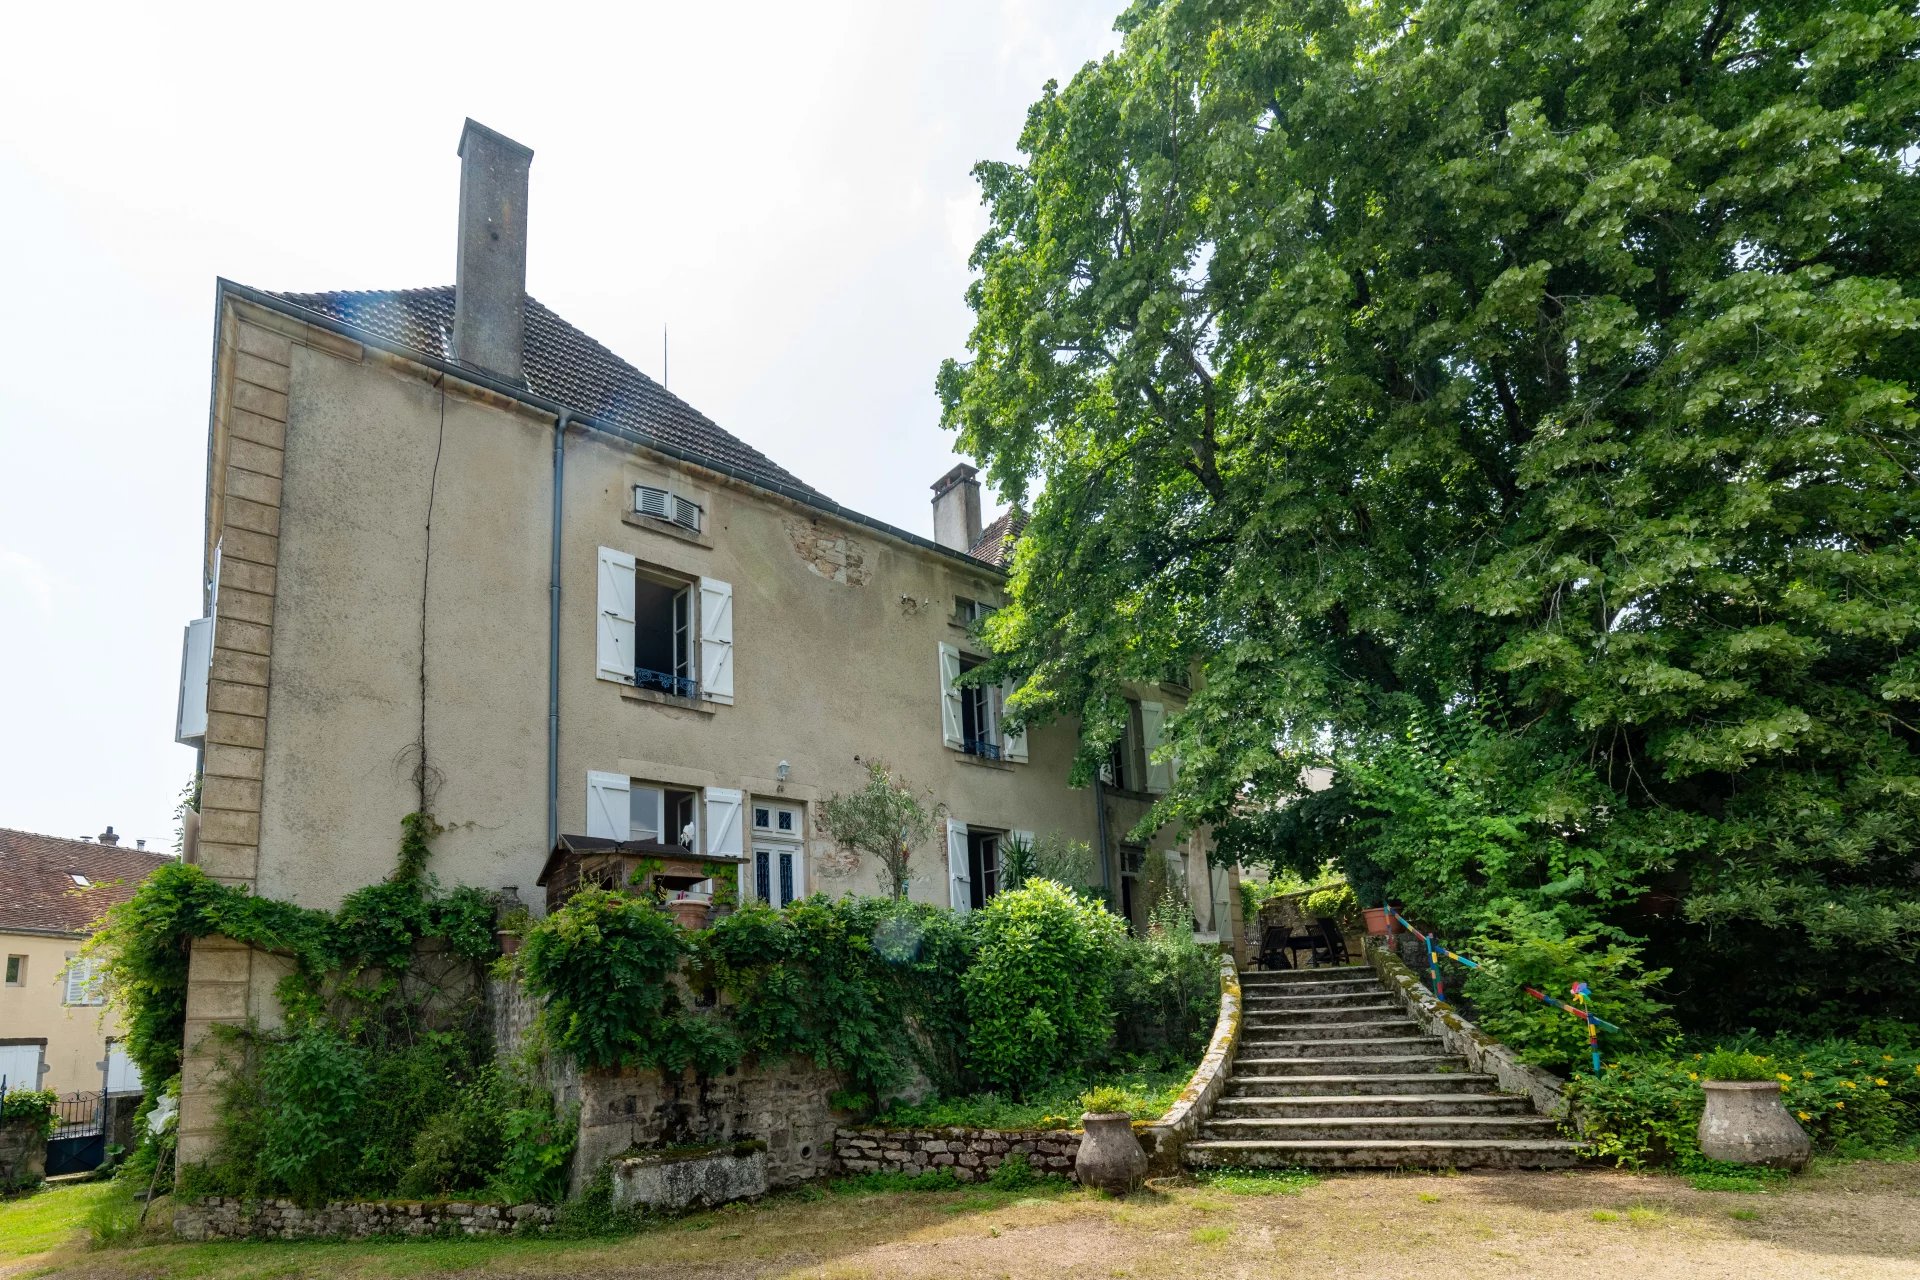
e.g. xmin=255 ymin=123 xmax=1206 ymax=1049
xmin=64 ymin=953 xmax=104 ymax=1006
xmin=946 ymin=818 xmax=970 ymax=913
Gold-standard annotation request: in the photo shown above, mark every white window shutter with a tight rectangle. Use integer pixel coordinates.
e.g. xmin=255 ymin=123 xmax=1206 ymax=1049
xmin=585 ymin=771 xmax=630 ymax=840
xmin=698 ymin=577 xmax=735 ymax=705
xmin=596 ymin=546 xmax=637 ymax=683
xmin=1000 ymin=681 xmax=1028 ymax=762
xmin=1142 ymin=700 xmax=1171 ymax=793
xmin=706 ymin=787 xmax=745 ymax=857
xmin=64 ymin=955 xmax=87 ymax=1006
xmin=946 ymin=818 xmax=971 ymax=913
xmin=938 ymin=643 xmax=964 ymax=750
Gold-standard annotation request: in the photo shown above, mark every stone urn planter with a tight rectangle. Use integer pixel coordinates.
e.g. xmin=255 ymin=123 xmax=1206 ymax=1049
xmin=1075 ymin=1112 xmax=1147 ymax=1194
xmin=667 ymin=899 xmax=711 ymax=930
xmin=1698 ymin=1081 xmax=1810 ymax=1170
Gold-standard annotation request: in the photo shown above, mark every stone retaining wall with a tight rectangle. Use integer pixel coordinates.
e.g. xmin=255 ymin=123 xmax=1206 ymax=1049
xmin=172 ymin=1196 xmax=556 ymax=1241
xmin=1363 ymin=937 xmax=1572 ymax=1120
xmin=0 ymin=1116 xmax=45 ymax=1190
xmin=1139 ymin=952 xmax=1242 ymax=1173
xmin=834 ymin=1126 xmax=1081 ymax=1182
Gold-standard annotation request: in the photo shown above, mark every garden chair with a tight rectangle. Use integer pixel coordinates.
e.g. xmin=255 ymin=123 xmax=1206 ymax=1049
xmin=1256 ymin=925 xmax=1294 ymax=970
xmin=1311 ymin=917 xmax=1351 ymax=967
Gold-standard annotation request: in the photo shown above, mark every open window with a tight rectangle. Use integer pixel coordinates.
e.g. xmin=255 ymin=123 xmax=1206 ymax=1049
xmin=597 ymin=546 xmax=733 ymax=704
xmin=937 ymin=643 xmax=1027 ymax=763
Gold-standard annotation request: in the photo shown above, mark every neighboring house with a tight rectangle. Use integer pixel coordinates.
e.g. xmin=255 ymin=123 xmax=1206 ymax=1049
xmin=0 ymin=828 xmax=171 ymax=1098
xmin=170 ymin=121 xmax=1236 ymax=1160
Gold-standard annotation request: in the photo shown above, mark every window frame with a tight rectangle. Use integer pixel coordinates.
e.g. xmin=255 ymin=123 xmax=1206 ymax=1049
xmin=4 ymin=955 xmax=24 ymax=987
xmin=632 ymin=565 xmax=699 ymax=699
xmin=956 ymin=654 xmax=1000 ymax=760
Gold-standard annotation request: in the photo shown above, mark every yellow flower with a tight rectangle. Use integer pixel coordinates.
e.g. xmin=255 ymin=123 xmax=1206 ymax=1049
xmin=1687 ymin=1072 xmax=1699 ymax=1081
xmin=1842 ymin=1081 xmax=1857 ymax=1089
xmin=1884 ymin=1055 xmax=1895 ymax=1062
xmin=1835 ymin=1101 xmax=1846 ymax=1110
xmin=1776 ymin=1073 xmax=1792 ymax=1082
xmin=1803 ymin=1071 xmax=1815 ymax=1079
xmin=1876 ymin=1078 xmax=1888 ymax=1087
xmin=1797 ymin=1111 xmax=1811 ymax=1121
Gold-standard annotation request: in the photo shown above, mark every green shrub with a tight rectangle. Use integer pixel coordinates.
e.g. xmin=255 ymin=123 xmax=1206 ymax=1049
xmin=1700 ymin=1050 xmax=1773 ymax=1083
xmin=1079 ymin=1085 xmax=1133 ymax=1115
xmin=1569 ymin=1034 xmax=1920 ymax=1167
xmin=1111 ymin=894 xmax=1218 ymax=1065
xmin=253 ymin=1023 xmax=374 ymax=1204
xmin=985 ymin=1151 xmax=1045 ymax=1189
xmin=1303 ymin=883 xmax=1360 ymax=931
xmin=963 ymin=881 xmax=1126 ymax=1094
xmin=703 ymin=895 xmax=975 ymax=1101
xmin=1458 ymin=917 xmax=1675 ymax=1075
xmin=520 ymin=887 xmax=731 ymax=1074
xmin=0 ymin=1089 xmax=58 ymax=1140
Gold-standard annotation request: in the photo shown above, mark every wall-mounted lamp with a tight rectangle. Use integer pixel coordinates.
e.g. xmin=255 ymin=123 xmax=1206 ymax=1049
xmin=776 ymin=760 xmax=791 ymax=784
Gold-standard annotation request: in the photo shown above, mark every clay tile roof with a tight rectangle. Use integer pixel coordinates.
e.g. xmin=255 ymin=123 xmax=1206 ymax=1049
xmin=0 ymin=829 xmax=175 ymax=937
xmin=969 ymin=508 xmax=1028 ymax=568
xmin=268 ymin=287 xmax=824 ymax=501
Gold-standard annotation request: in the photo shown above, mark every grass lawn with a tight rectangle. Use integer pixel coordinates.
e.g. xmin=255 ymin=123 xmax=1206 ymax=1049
xmin=7 ymin=1159 xmax=1920 ymax=1279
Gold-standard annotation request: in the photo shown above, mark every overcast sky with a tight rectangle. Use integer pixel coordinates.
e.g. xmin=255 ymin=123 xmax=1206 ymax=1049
xmin=0 ymin=0 xmax=1122 ymax=850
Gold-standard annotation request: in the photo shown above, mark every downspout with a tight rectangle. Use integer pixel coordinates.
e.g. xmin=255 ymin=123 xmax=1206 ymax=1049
xmin=1093 ymin=773 xmax=1112 ymax=907
xmin=547 ymin=411 xmax=570 ymax=850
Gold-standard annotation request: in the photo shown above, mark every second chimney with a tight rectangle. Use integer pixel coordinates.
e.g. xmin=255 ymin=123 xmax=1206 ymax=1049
xmin=98 ymin=825 xmax=120 ymax=847
xmin=931 ymin=464 xmax=983 ymax=553
xmin=453 ymin=119 xmax=534 ymax=383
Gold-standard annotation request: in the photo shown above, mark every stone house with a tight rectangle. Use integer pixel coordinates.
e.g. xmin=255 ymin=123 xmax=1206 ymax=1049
xmin=170 ymin=120 xmax=1236 ymax=1163
xmin=0 ymin=827 xmax=170 ymax=1098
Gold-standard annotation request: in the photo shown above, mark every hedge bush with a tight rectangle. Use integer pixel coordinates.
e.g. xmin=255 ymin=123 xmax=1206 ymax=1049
xmin=963 ymin=880 xmax=1127 ymax=1094
xmin=1570 ymin=1034 xmax=1920 ymax=1167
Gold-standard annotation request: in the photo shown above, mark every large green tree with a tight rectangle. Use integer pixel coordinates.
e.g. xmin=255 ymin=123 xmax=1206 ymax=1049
xmin=939 ymin=0 xmax=1920 ymax=1027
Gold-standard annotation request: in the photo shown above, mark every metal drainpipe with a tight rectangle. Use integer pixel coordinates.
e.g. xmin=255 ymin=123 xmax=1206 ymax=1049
xmin=547 ymin=411 xmax=570 ymax=850
xmin=1093 ymin=772 xmax=1112 ymax=907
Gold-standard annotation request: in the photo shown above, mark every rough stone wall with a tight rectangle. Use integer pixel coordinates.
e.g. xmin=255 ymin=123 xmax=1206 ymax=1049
xmin=574 ymin=1058 xmax=845 ymax=1198
xmin=0 ymin=1117 xmax=46 ymax=1189
xmin=834 ymin=1126 xmax=1081 ymax=1182
xmin=173 ymin=1196 xmax=554 ymax=1241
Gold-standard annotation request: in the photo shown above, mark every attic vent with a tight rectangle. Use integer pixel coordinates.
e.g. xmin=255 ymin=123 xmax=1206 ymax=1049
xmin=634 ymin=485 xmax=702 ymax=535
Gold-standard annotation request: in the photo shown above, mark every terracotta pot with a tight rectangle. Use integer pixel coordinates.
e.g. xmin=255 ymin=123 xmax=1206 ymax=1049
xmin=1698 ymin=1081 xmax=1810 ymax=1170
xmin=495 ymin=931 xmax=522 ymax=955
xmin=1075 ymin=1112 xmax=1147 ymax=1194
xmin=667 ymin=899 xmax=711 ymax=931
xmin=1363 ymin=907 xmax=1390 ymax=937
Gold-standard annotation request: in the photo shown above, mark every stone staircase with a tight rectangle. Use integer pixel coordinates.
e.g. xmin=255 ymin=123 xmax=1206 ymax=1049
xmin=1182 ymin=964 xmax=1584 ymax=1170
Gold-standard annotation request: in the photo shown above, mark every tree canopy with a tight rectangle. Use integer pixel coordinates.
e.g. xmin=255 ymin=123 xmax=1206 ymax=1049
xmin=939 ymin=0 xmax=1920 ymax=1028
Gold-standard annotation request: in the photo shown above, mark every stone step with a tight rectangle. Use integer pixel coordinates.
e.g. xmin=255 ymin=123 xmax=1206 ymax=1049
xmin=1232 ymin=1054 xmax=1468 ymax=1076
xmin=1243 ymin=1017 xmax=1424 ymax=1040
xmin=1244 ymin=1002 xmax=1403 ymax=1024
xmin=1237 ymin=1036 xmax=1443 ymax=1059
xmin=1241 ymin=975 xmax=1382 ymax=994
xmin=1240 ymin=966 xmax=1375 ymax=986
xmin=1183 ymin=1139 xmax=1586 ymax=1171
xmin=1213 ymin=1093 xmax=1536 ymax=1119
xmin=1201 ymin=1115 xmax=1565 ymax=1143
xmin=1227 ymin=1072 xmax=1499 ymax=1096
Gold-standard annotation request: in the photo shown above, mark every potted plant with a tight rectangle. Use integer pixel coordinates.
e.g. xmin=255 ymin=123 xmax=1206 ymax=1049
xmin=495 ymin=905 xmax=531 ymax=955
xmin=1697 ymin=1049 xmax=1810 ymax=1170
xmin=1073 ymin=1086 xmax=1147 ymax=1195
xmin=702 ymin=861 xmax=740 ymax=922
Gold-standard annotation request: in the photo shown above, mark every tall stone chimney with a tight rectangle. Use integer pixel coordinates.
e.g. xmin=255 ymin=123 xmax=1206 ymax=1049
xmin=931 ymin=464 xmax=984 ymax=553
xmin=453 ymin=119 xmax=534 ymax=382
xmin=97 ymin=826 xmax=120 ymax=847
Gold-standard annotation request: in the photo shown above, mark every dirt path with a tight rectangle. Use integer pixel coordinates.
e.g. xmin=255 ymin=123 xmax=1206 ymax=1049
xmin=20 ymin=1161 xmax=1920 ymax=1280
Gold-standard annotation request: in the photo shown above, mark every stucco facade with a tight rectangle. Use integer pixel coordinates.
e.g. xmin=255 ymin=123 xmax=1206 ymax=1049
xmin=172 ymin=124 xmax=1234 ymax=1163
xmin=0 ymin=932 xmax=123 ymax=1097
